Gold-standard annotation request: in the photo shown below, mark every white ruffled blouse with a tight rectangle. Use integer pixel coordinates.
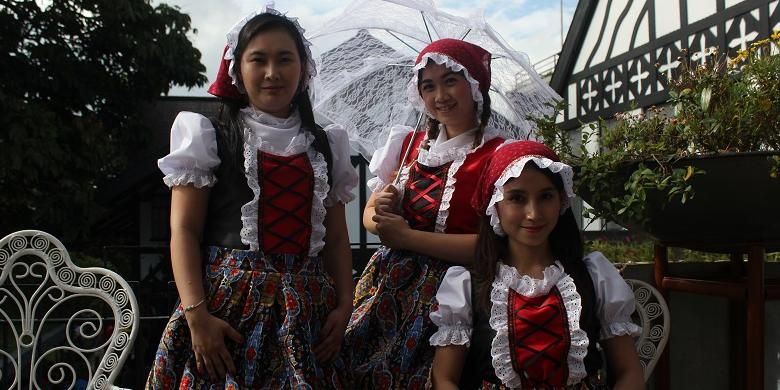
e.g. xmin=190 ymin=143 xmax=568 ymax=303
xmin=367 ymin=124 xmax=506 ymax=233
xmin=157 ymin=108 xmax=359 ymax=255
xmin=429 ymin=251 xmax=641 ymax=387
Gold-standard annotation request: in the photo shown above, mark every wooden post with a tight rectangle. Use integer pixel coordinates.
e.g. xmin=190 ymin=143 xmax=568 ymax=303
xmin=746 ymin=246 xmax=765 ymax=390
xmin=729 ymin=252 xmax=745 ymax=390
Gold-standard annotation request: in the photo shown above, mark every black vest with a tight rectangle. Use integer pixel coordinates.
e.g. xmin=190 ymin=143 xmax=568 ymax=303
xmin=459 ymin=264 xmax=603 ymax=389
xmin=201 ymin=118 xmax=333 ymax=249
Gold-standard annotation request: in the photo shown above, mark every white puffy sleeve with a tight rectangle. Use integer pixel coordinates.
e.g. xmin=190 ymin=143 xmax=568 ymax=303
xmin=366 ymin=125 xmax=414 ymax=193
xmin=323 ymin=124 xmax=358 ymax=206
xmin=429 ymin=266 xmax=473 ymax=347
xmin=157 ymin=111 xmax=220 ymax=188
xmin=584 ymin=252 xmax=642 ymax=340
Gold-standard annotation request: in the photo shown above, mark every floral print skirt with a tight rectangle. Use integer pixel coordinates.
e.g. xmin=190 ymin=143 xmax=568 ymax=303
xmin=476 ymin=372 xmax=607 ymax=390
xmin=342 ymin=246 xmax=451 ymax=389
xmin=146 ymin=246 xmax=344 ymax=389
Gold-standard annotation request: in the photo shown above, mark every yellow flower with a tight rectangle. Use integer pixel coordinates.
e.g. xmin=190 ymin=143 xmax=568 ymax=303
xmin=684 ymin=166 xmax=694 ymax=181
xmin=751 ymin=38 xmax=769 ymax=47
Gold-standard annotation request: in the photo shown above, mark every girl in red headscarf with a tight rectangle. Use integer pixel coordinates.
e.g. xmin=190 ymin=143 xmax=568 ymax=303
xmin=428 ymin=141 xmax=644 ymax=389
xmin=146 ymin=6 xmax=356 ymax=389
xmin=343 ymin=38 xmax=515 ymax=388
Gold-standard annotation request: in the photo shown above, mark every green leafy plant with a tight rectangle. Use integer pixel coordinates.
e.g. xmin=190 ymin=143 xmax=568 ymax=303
xmin=583 ymin=238 xmax=780 ymax=263
xmin=535 ymin=31 xmax=780 ymax=227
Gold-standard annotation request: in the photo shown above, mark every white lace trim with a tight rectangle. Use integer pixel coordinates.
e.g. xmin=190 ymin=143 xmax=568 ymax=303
xmin=429 ymin=325 xmax=472 ymax=347
xmin=366 ymin=176 xmax=385 ymax=193
xmin=602 ymin=321 xmax=642 ymax=340
xmin=416 ymin=127 xmax=475 ymax=168
xmin=238 ymin=123 xmax=329 ymax=256
xmin=242 ymin=106 xmax=302 ymax=129
xmin=395 ymin=164 xmax=411 ymax=202
xmin=431 ymin=135 xmax=489 ymax=233
xmin=240 ymin=125 xmax=261 ymax=250
xmin=224 ymin=4 xmax=318 ymax=93
xmin=162 ymin=170 xmax=217 ymax=188
xmin=240 ymin=109 xmax=311 ymax=156
xmin=489 ymin=262 xmax=589 ymax=387
xmin=486 ymin=156 xmax=575 ymax=236
xmin=407 ymin=52 xmax=484 ymax=122
xmin=435 ymin=154 xmax=464 ymax=233
xmin=307 ymin=147 xmax=330 ymax=256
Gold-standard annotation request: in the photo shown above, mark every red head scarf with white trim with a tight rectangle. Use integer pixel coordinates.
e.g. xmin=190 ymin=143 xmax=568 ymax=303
xmin=472 ymin=140 xmax=575 ymax=236
xmin=415 ymin=38 xmax=491 ymax=95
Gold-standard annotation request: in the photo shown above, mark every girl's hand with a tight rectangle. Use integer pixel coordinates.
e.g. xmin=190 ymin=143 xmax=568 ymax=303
xmin=373 ymin=184 xmax=401 ymax=215
xmin=186 ymin=307 xmax=244 ymax=380
xmin=313 ymin=304 xmax=352 ymax=364
xmin=372 ymin=207 xmax=411 ymax=249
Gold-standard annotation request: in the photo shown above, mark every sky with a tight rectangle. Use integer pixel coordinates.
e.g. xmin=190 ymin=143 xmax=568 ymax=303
xmin=159 ymin=0 xmax=579 ymax=96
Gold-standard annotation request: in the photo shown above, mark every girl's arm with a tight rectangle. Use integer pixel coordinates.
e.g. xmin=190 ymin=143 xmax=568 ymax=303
xmin=170 ymin=186 xmax=242 ymax=380
xmin=362 ymin=189 xmax=382 ymax=235
xmin=313 ymin=202 xmax=354 ymax=363
xmin=363 ymin=184 xmax=400 ymax=235
xmin=372 ymin=206 xmax=477 ymax=265
xmin=602 ymin=335 xmax=645 ymax=390
xmin=583 ymin=252 xmax=644 ymax=388
xmin=430 ymin=345 xmax=468 ymax=389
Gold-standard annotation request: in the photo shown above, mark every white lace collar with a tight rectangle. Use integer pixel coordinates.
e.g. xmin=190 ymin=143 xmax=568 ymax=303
xmin=428 ymin=125 xmax=477 ymax=154
xmin=417 ymin=126 xmax=485 ymax=167
xmin=241 ymin=106 xmax=302 ymax=130
xmin=240 ymin=108 xmax=312 ymax=156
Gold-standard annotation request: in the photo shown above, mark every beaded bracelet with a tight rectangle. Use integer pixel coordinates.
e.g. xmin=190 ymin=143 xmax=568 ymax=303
xmin=183 ymin=297 xmax=207 ymax=312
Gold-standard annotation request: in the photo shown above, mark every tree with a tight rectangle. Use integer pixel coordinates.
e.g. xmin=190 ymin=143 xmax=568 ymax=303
xmin=0 ymin=0 xmax=207 ymax=243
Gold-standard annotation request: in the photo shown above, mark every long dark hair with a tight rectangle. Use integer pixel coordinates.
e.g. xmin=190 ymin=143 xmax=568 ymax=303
xmin=215 ymin=12 xmax=317 ymax=168
xmin=471 ymin=162 xmax=590 ymax=316
xmin=416 ymin=63 xmax=491 ymax=150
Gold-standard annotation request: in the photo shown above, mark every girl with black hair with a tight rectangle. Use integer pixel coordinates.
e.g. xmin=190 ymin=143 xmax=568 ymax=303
xmin=428 ymin=141 xmax=644 ymax=389
xmin=147 ymin=6 xmax=356 ymax=389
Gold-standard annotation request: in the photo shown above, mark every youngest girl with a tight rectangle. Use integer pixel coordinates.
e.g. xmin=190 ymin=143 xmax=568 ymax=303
xmin=429 ymin=141 xmax=644 ymax=389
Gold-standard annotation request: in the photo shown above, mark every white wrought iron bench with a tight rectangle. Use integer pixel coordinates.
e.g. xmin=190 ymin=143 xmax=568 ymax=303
xmin=0 ymin=230 xmax=138 ymax=389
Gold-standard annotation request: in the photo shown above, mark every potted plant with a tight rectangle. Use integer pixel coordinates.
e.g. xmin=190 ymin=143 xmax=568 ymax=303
xmin=536 ymin=31 xmax=780 ymax=250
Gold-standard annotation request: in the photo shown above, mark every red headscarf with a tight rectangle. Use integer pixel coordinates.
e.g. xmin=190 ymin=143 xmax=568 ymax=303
xmin=415 ymin=38 xmax=492 ymax=95
xmin=472 ymin=140 xmax=568 ymax=217
xmin=207 ymin=46 xmax=241 ymax=100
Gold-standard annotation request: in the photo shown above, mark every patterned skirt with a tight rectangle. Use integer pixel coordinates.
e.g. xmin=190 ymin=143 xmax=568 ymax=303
xmin=146 ymin=246 xmax=344 ymax=389
xmin=342 ymin=246 xmax=452 ymax=389
xmin=476 ymin=373 xmax=607 ymax=390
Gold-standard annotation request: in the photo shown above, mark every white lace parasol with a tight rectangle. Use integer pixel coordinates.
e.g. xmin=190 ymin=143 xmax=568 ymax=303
xmin=309 ymin=0 xmax=561 ymax=160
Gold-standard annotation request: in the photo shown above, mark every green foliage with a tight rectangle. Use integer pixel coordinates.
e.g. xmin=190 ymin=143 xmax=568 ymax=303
xmin=534 ymin=32 xmax=780 ymax=226
xmin=0 ymin=0 xmax=207 ymax=243
xmin=584 ymin=239 xmax=780 ymax=263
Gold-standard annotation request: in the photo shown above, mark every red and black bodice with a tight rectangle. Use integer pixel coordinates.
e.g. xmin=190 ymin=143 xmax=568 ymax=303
xmin=258 ymin=151 xmax=314 ymax=256
xmin=203 ymin=149 xmax=316 ymax=257
xmin=398 ymin=131 xmax=504 ymax=234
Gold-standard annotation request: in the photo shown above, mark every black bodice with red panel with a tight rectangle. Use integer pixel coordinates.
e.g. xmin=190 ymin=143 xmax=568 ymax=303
xmin=507 ymin=288 xmax=571 ymax=387
xmin=397 ymin=131 xmax=505 ymax=235
xmin=259 ymin=151 xmax=314 ymax=256
xmin=402 ymin=162 xmax=451 ymax=232
xmin=459 ymin=263 xmax=605 ymax=390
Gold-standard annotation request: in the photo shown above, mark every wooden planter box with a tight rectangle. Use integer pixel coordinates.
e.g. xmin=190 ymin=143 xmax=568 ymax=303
xmin=580 ymin=151 xmax=780 ymax=252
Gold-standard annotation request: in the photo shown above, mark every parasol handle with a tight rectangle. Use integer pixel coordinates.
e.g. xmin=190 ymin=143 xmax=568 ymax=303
xmin=392 ymin=112 xmax=426 ymax=187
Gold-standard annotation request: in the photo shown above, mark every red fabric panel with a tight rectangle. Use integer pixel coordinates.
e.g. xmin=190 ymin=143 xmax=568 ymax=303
xmin=507 ymin=287 xmax=571 ymax=387
xmin=259 ymin=152 xmax=314 ymax=256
